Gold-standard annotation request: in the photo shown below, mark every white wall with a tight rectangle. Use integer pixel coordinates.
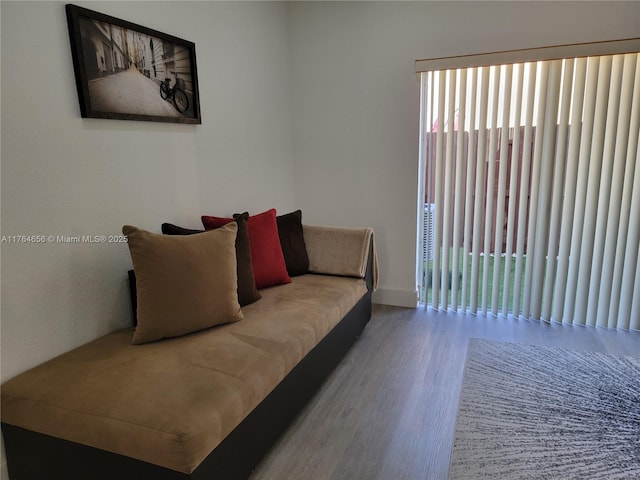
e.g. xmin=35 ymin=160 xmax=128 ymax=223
xmin=1 ymin=1 xmax=294 ymax=475
xmin=1 ymin=0 xmax=295 ymax=379
xmin=288 ymin=1 xmax=640 ymax=307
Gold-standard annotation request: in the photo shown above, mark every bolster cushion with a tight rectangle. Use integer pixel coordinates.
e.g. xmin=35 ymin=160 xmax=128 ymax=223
xmin=303 ymin=225 xmax=378 ymax=290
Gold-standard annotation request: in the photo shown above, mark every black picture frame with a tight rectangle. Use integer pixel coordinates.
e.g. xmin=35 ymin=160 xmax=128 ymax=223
xmin=65 ymin=4 xmax=201 ymax=124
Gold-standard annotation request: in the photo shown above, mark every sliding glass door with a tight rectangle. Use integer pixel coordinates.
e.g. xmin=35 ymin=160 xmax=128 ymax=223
xmin=416 ymin=39 xmax=640 ymax=330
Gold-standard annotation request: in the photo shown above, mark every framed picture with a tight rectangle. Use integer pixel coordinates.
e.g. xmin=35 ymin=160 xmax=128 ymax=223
xmin=65 ymin=4 xmax=201 ymax=124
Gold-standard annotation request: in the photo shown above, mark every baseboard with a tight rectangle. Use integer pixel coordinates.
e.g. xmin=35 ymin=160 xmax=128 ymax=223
xmin=372 ymin=288 xmax=417 ymax=308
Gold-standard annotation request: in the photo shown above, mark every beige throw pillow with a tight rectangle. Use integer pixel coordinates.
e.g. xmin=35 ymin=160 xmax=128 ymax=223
xmin=123 ymin=223 xmax=244 ymax=345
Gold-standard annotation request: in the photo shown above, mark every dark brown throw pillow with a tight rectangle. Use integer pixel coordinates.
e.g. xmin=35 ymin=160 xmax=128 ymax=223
xmin=276 ymin=210 xmax=309 ymax=276
xmin=161 ymin=223 xmax=204 ymax=236
xmin=161 ymin=216 xmax=261 ymax=306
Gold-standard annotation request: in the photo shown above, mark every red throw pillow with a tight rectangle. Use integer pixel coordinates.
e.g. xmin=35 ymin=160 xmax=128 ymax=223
xmin=202 ymin=209 xmax=291 ymax=289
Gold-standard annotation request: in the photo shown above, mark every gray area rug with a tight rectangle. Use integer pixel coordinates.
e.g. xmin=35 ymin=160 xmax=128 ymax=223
xmin=449 ymin=339 xmax=640 ymax=479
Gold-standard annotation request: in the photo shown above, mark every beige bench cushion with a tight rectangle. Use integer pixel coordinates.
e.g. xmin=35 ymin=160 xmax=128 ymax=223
xmin=1 ymin=274 xmax=367 ymax=474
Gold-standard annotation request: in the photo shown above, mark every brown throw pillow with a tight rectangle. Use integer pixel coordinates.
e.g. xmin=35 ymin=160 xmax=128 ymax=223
xmin=276 ymin=210 xmax=309 ymax=276
xmin=123 ymin=223 xmax=244 ymax=345
xmin=160 ymin=224 xmax=204 ymax=236
xmin=161 ymin=216 xmax=261 ymax=306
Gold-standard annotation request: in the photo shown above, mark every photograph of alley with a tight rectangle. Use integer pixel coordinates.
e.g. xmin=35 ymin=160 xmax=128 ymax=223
xmin=78 ymin=15 xmax=197 ymax=119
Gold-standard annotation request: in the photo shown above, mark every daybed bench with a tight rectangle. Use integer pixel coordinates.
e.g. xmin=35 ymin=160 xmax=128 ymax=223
xmin=1 ymin=211 xmax=377 ymax=480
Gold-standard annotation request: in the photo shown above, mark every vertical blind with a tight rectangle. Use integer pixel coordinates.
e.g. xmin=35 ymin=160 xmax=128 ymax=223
xmin=416 ymin=39 xmax=640 ymax=330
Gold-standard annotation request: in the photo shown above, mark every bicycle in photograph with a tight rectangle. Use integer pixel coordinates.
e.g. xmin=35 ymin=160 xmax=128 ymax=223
xmin=160 ymin=77 xmax=189 ymax=113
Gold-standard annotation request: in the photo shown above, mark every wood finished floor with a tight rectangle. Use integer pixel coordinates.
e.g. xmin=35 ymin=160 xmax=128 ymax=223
xmin=250 ymin=304 xmax=640 ymax=480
